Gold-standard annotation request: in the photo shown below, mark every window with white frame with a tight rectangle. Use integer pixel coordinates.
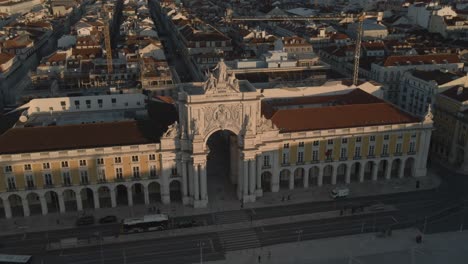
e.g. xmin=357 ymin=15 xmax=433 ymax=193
xmin=340 ymin=148 xmax=347 ymax=159
xmin=132 ymin=155 xmax=139 ymax=162
xmin=312 ymin=150 xmax=319 ymax=161
xmin=263 ymin=155 xmax=270 ymax=167
xmin=79 ymin=160 xmax=87 ymax=166
xmin=313 ymin=141 xmax=319 ymax=146
xmin=282 ymin=152 xmax=289 ymax=164
xmin=61 ymin=161 xmax=68 ymax=168
xmin=96 ymin=158 xmax=104 ymax=165
xmin=283 ymin=143 xmax=289 ymax=149
xmin=368 ymin=145 xmax=375 ymax=156
xmin=44 ymin=173 xmax=53 ymax=186
xmin=4 ymin=165 xmax=12 ymax=173
xmin=384 ymin=134 xmax=389 ymax=140
xmin=409 ymin=141 xmax=416 ymax=152
xmin=80 ymin=171 xmax=89 ymax=184
xmin=396 ymin=143 xmax=402 ymax=154
xmin=356 ymin=137 xmax=362 ymax=143
xmin=115 ymin=157 xmax=122 ymax=164
xmin=25 ymin=174 xmax=34 ymax=188
xmin=43 ymin=162 xmax=50 ymax=170
xmin=62 ymin=171 xmax=71 ymax=185
xmin=116 ymin=168 xmax=123 ymax=179
xmin=370 ymin=136 xmax=376 ymax=142
xmin=149 ymin=165 xmax=157 ymax=177
xmin=298 ymin=142 xmax=305 ymax=148
xmin=133 ymin=167 xmax=140 ymax=178
xmin=342 ymin=138 xmax=348 ymax=144
xmin=7 ymin=177 xmax=16 ymax=190
xmin=354 ymin=146 xmax=361 ymax=157
xmin=149 ymin=154 xmax=156 ymax=161
xmin=98 ymin=168 xmax=106 ymax=181
xmin=297 ymin=151 xmax=304 ymax=163
xmin=382 ymin=144 xmax=389 ymax=155
xmin=327 ymin=139 xmax=334 ymax=145
xmin=24 ymin=164 xmax=31 ymax=171
xmin=171 ymin=167 xmax=177 ymax=176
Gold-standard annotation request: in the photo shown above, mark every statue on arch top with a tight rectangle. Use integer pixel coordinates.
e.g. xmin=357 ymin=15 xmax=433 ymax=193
xmin=212 ymin=58 xmax=228 ymax=83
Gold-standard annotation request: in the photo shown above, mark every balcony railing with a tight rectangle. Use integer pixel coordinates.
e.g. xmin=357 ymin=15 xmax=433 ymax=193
xmin=281 ymin=162 xmax=290 ymax=167
xmin=296 ymin=161 xmax=305 ymax=165
xmin=44 ymin=184 xmax=55 ymax=188
xmin=7 ymin=187 xmax=17 ymax=192
xmin=62 ymin=182 xmax=72 ymax=187
xmin=367 ymin=155 xmax=375 ymax=159
xmin=98 ymin=179 xmax=107 ymax=184
xmin=115 ymin=177 xmax=125 ymax=182
xmin=353 ymin=156 xmax=361 ymax=160
xmin=339 ymin=157 xmax=347 ymax=161
xmin=148 ymin=174 xmax=158 ymax=179
xmin=407 ymin=151 xmax=416 ymax=155
xmin=132 ymin=176 xmax=141 ymax=181
xmin=311 ymin=159 xmax=320 ymax=164
xmin=394 ymin=152 xmax=402 ymax=156
xmin=381 ymin=153 xmax=389 ymax=157
xmin=262 ymin=165 xmax=271 ymax=169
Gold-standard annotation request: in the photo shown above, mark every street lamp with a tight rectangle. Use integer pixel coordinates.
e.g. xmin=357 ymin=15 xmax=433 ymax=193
xmin=295 ymin=229 xmax=303 ymax=243
xmin=197 ymin=241 xmax=205 ymax=264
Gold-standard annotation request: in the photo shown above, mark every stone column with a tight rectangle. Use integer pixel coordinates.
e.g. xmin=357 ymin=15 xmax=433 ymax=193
xmin=249 ymin=159 xmax=256 ymax=195
xmin=317 ymin=166 xmax=323 ymax=186
xmin=238 ymin=153 xmax=244 ymax=199
xmin=255 ymin=155 xmax=263 ymax=197
xmin=304 ymin=169 xmax=309 ymax=188
xmin=345 ymin=164 xmax=352 ymax=184
xmin=76 ymin=192 xmax=83 ymax=211
xmin=93 ymin=189 xmax=100 ymax=209
xmin=58 ymin=193 xmax=65 ymax=213
xmin=331 ymin=165 xmax=337 ymax=185
xmin=385 ymin=161 xmax=392 ymax=180
xmin=189 ymin=161 xmax=195 ymax=198
xmin=4 ymin=199 xmax=12 ymax=219
xmin=372 ymin=162 xmax=379 ymax=181
xmin=21 ymin=197 xmax=30 ymax=217
xmin=127 ymin=186 xmax=133 ymax=206
xmin=110 ymin=189 xmax=117 ymax=208
xmin=243 ymin=159 xmax=249 ymax=196
xmin=200 ymin=162 xmax=207 ymax=201
xmin=359 ymin=163 xmax=365 ymax=182
xmin=40 ymin=195 xmax=48 ymax=215
xmin=181 ymin=160 xmax=189 ymax=199
xmin=143 ymin=185 xmax=150 ymax=205
xmin=272 ymin=151 xmax=280 ymax=192
xmin=415 ymin=130 xmax=432 ymax=176
xmin=193 ymin=163 xmax=200 ymax=201
xmin=289 ymin=171 xmax=294 ymax=190
xmin=399 ymin=160 xmax=406 ymax=178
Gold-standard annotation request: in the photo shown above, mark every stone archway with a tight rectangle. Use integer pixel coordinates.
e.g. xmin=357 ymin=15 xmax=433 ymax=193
xmin=80 ymin=188 xmax=94 ymax=209
xmin=391 ymin=159 xmax=402 ymax=178
xmin=205 ymin=130 xmax=240 ymax=202
xmin=404 ymin=158 xmax=415 ymax=177
xmin=131 ymin=183 xmax=145 ymax=205
xmin=97 ymin=186 xmax=112 ymax=208
xmin=44 ymin=191 xmax=59 ymax=213
xmin=323 ymin=165 xmax=333 ymax=185
xmin=378 ymin=160 xmax=389 ymax=180
xmin=364 ymin=161 xmax=374 ymax=181
xmin=279 ymin=169 xmax=290 ymax=190
xmin=308 ymin=166 xmax=320 ymax=186
xmin=26 ymin=192 xmax=41 ymax=215
xmin=350 ymin=162 xmax=361 ymax=182
xmin=148 ymin=182 xmax=161 ymax=203
xmin=336 ymin=164 xmax=347 ymax=184
xmin=169 ymin=180 xmax=182 ymax=202
xmin=261 ymin=171 xmax=272 ymax=192
xmin=294 ymin=168 xmax=304 ymax=188
xmin=115 ymin=185 xmax=128 ymax=206
xmin=8 ymin=194 xmax=23 ymax=217
xmin=62 ymin=189 xmax=77 ymax=212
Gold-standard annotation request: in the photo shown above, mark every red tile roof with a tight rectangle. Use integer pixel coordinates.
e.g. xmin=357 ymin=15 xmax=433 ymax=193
xmin=0 ymin=52 xmax=14 ymax=65
xmin=263 ymin=89 xmax=419 ymax=133
xmin=383 ymin=54 xmax=460 ymax=67
xmin=0 ymin=121 xmax=162 ymax=154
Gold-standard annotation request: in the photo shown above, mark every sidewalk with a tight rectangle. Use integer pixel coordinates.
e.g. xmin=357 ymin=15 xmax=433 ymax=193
xmin=0 ymin=171 xmax=440 ymax=236
xmin=46 ymin=205 xmax=397 ymax=250
xmin=211 ymin=228 xmax=468 ymax=264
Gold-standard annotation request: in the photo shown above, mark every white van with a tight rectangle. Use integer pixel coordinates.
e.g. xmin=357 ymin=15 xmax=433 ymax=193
xmin=330 ymin=187 xmax=349 ymax=199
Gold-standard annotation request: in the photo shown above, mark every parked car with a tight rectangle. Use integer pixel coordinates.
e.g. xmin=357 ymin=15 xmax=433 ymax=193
xmin=76 ymin=215 xmax=95 ymax=226
xmin=176 ymin=219 xmax=198 ymax=228
xmin=99 ymin=215 xmax=118 ymax=224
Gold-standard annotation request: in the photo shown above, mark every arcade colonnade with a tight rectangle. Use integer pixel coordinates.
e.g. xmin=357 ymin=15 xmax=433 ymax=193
xmin=0 ymin=179 xmax=182 ymax=219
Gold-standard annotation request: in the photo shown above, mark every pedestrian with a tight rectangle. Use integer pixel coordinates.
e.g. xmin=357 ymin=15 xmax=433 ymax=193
xmin=258 ymin=255 xmax=261 ymax=263
xmin=241 ymin=202 xmax=244 ymax=209
xmin=281 ymin=196 xmax=285 ymax=202
xmin=157 ymin=208 xmax=161 ymax=214
xmin=56 ymin=219 xmax=60 ymax=225
xmin=287 ymin=194 xmax=291 ymax=200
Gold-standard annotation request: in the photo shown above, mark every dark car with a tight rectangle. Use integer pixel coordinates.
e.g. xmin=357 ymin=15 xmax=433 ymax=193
xmin=76 ymin=215 xmax=95 ymax=226
xmin=99 ymin=215 xmax=118 ymax=224
xmin=176 ymin=219 xmax=198 ymax=228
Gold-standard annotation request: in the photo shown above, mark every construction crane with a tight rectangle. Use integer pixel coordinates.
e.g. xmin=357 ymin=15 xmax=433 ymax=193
xmin=228 ymin=11 xmax=379 ymax=86
xmin=103 ymin=16 xmax=113 ymax=77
